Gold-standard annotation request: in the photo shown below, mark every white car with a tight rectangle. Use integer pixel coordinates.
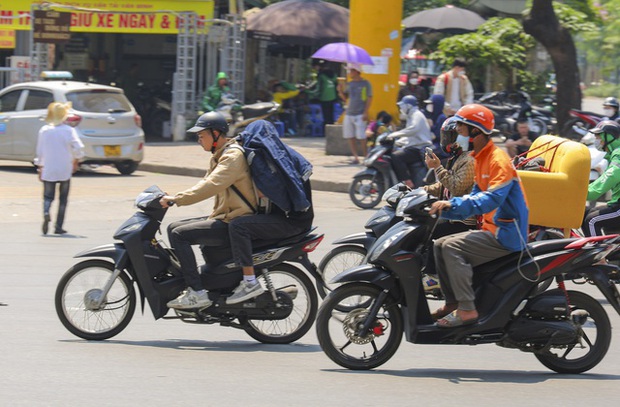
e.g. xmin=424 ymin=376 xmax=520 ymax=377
xmin=0 ymin=80 xmax=144 ymax=175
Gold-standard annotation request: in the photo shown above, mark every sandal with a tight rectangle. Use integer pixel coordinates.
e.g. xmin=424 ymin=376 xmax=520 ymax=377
xmin=430 ymin=304 xmax=457 ymax=321
xmin=436 ymin=311 xmax=478 ymax=328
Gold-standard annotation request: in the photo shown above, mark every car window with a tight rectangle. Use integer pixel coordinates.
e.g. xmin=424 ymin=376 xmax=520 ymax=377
xmin=65 ymin=90 xmax=132 ymax=113
xmin=0 ymin=90 xmax=23 ymax=112
xmin=23 ymin=89 xmax=54 ymax=111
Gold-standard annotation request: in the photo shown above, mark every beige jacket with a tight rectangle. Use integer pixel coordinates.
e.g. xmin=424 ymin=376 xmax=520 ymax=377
xmin=433 ymin=69 xmax=474 ymax=112
xmin=173 ymin=139 xmax=257 ymax=222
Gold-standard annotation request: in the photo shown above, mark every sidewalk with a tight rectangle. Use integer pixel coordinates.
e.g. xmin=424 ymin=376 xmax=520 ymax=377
xmin=138 ymin=136 xmax=361 ymax=193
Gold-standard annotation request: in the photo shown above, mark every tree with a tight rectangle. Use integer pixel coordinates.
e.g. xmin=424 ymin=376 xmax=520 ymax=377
xmin=522 ymin=0 xmax=592 ymax=133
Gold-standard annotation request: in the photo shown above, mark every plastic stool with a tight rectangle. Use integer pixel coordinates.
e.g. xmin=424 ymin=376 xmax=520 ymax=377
xmin=333 ymin=102 xmax=343 ymax=122
xmin=273 ymin=121 xmax=285 ymax=138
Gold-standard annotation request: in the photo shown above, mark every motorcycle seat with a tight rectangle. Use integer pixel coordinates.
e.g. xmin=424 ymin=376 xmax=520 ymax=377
xmin=243 ymin=102 xmax=277 ymax=119
xmin=253 ymin=227 xmax=317 ymax=250
xmin=481 ymin=103 xmax=515 ymax=114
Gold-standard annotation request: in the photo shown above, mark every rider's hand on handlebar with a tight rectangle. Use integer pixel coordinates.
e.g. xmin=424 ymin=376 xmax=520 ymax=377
xmin=429 ymin=200 xmax=451 ymax=216
xmin=159 ymin=195 xmax=176 ymax=208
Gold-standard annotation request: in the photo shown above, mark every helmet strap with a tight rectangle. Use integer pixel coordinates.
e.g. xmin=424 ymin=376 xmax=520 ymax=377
xmin=210 ymin=129 xmax=221 ymax=153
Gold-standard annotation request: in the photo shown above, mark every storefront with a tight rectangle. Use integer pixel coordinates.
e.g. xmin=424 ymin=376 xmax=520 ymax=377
xmin=0 ymin=1 xmax=217 ymax=138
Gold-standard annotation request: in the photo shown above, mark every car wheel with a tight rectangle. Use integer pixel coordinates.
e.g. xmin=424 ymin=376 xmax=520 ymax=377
xmin=115 ymin=161 xmax=139 ymax=175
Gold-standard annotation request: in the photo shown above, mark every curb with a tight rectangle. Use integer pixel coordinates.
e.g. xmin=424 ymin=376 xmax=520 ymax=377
xmin=138 ymin=162 xmax=351 ymax=194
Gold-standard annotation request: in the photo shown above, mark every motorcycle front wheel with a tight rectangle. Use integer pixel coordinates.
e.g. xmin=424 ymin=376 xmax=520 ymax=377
xmin=349 ymin=174 xmax=384 ymax=209
xmin=317 ymin=244 xmax=367 ymax=298
xmin=244 ymin=263 xmax=318 ymax=344
xmin=535 ymin=290 xmax=611 ymax=374
xmin=316 ymin=283 xmax=403 ymax=370
xmin=55 ymin=260 xmax=136 ymax=340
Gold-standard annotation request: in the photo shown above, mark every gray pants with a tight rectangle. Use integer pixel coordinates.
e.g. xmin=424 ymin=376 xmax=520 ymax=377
xmin=434 ymin=230 xmax=512 ymax=311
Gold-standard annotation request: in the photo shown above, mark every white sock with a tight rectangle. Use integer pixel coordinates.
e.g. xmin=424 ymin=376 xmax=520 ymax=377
xmin=243 ymin=275 xmax=257 ymax=284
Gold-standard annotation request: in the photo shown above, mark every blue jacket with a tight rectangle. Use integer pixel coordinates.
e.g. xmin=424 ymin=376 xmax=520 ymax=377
xmin=441 ymin=141 xmax=529 ymax=251
xmin=239 ymin=120 xmax=313 ymax=213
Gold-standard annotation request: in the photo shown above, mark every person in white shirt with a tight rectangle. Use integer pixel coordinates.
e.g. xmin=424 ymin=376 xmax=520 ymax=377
xmin=35 ymin=102 xmax=85 ymax=235
xmin=433 ymin=58 xmax=474 ymax=115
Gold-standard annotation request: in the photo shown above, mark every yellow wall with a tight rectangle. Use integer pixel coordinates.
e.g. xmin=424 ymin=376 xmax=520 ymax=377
xmin=349 ymin=0 xmax=403 ymax=122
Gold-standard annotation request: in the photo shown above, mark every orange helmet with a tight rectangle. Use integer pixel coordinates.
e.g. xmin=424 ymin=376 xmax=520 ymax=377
xmin=454 ymin=104 xmax=495 ymax=135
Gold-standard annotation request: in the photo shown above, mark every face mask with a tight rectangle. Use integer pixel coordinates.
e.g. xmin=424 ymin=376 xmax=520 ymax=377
xmin=455 ymin=134 xmax=470 ymax=151
xmin=426 ymin=105 xmax=433 ymax=114
xmin=409 ymin=78 xmax=419 ymax=85
xmin=604 ymin=108 xmax=615 ymax=117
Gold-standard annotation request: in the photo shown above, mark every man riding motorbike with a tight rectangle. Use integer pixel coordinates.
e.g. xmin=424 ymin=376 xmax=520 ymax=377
xmin=391 ymin=95 xmax=433 ymax=188
xmin=159 ymin=112 xmax=256 ymax=309
xmin=603 ymin=97 xmax=620 ymax=123
xmin=582 ymin=120 xmax=620 ymax=236
xmin=429 ymin=104 xmax=529 ymax=328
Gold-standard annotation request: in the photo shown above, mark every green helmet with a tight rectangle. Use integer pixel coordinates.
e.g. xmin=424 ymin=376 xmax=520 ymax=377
xmin=590 ymin=120 xmax=620 ymax=152
xmin=216 ymin=72 xmax=228 ymax=80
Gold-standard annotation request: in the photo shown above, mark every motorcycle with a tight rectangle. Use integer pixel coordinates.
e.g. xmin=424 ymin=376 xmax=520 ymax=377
xmin=349 ymin=133 xmax=433 ymax=209
xmin=215 ymin=93 xmax=280 ymax=137
xmin=55 ymin=185 xmax=323 ymax=344
xmin=478 ymin=91 xmax=555 ymax=140
xmin=562 ymin=108 xmax=606 ymax=140
xmin=316 ymin=188 xmax=620 ymax=373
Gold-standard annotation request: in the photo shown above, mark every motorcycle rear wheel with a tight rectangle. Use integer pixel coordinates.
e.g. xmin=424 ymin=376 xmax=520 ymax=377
xmin=317 ymin=245 xmax=367 ymax=298
xmin=316 ymin=283 xmax=403 ymax=370
xmin=535 ymin=290 xmax=611 ymax=374
xmin=244 ymin=263 xmax=318 ymax=344
xmin=349 ymin=174 xmax=384 ymax=209
xmin=562 ymin=118 xmax=592 ymax=140
xmin=55 ymin=260 xmax=136 ymax=340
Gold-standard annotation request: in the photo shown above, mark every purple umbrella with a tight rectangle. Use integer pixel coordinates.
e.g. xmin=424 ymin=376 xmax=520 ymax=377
xmin=311 ymin=42 xmax=374 ymax=66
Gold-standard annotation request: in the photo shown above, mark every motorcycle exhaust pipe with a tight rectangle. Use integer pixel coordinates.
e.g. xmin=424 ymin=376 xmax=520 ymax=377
xmin=572 ymin=125 xmax=588 ymax=137
xmin=279 ymin=285 xmax=298 ymax=300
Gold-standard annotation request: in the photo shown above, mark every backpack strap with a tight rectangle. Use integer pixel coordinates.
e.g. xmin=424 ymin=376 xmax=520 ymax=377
xmin=230 ymin=184 xmax=257 ymax=214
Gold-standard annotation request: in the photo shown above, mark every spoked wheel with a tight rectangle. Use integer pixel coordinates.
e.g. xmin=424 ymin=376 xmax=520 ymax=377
xmin=244 ymin=263 xmax=318 ymax=344
xmin=349 ymin=174 xmax=384 ymax=209
xmin=535 ymin=290 xmax=611 ymax=374
xmin=316 ymin=283 xmax=403 ymax=370
xmin=55 ymin=260 xmax=136 ymax=340
xmin=317 ymin=245 xmax=367 ymax=298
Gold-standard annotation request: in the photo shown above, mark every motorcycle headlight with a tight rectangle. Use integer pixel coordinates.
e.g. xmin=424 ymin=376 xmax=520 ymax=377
xmin=396 ymin=196 xmax=414 ymax=217
xmin=369 ymin=230 xmax=407 ymax=263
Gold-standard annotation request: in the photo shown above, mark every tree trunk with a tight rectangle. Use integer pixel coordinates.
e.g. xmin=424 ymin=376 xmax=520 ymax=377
xmin=522 ymin=0 xmax=581 ymax=135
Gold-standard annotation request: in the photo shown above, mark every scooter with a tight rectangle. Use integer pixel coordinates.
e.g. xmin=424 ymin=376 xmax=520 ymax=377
xmin=316 ymin=188 xmax=620 ymax=373
xmin=562 ymin=109 xmax=606 ymax=140
xmin=349 ymin=133 xmax=431 ymax=209
xmin=55 ymin=185 xmax=323 ymax=344
xmin=215 ymin=93 xmax=280 ymax=137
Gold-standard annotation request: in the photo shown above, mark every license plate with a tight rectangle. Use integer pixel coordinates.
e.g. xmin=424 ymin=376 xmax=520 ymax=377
xmin=104 ymin=145 xmax=121 ymax=157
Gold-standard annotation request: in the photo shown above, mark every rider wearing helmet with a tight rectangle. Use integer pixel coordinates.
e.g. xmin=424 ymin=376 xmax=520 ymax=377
xmin=202 ymin=71 xmax=231 ymax=112
xmin=428 ymin=104 xmax=529 ymax=328
xmin=421 ymin=117 xmax=476 ymax=292
xmin=582 ymin=120 xmax=620 ymax=236
xmin=390 ymin=95 xmax=433 ymax=188
xmin=159 ymin=112 xmax=257 ymax=309
xmin=603 ymin=97 xmax=620 ymax=122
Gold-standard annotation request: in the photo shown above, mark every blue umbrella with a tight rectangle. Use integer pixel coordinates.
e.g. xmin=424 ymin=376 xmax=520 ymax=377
xmin=311 ymin=42 xmax=374 ymax=66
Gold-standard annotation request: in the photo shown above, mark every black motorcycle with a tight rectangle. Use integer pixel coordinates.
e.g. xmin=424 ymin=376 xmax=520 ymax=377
xmin=349 ymin=133 xmax=432 ymax=209
xmin=316 ymin=189 xmax=620 ymax=373
xmin=55 ymin=186 xmax=323 ymax=344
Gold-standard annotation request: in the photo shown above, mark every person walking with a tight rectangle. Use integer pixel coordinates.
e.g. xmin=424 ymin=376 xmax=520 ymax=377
xmin=35 ymin=102 xmax=85 ymax=235
xmin=433 ymin=58 xmax=474 ymax=115
xmin=338 ymin=63 xmax=373 ymax=164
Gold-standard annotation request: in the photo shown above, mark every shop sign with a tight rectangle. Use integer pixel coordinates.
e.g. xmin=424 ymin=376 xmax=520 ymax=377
xmin=0 ymin=0 xmax=214 ymax=34
xmin=0 ymin=29 xmax=15 ymax=48
xmin=33 ymin=10 xmax=71 ymax=43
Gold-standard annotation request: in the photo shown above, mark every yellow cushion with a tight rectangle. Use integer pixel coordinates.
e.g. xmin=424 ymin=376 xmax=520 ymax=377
xmin=517 ymin=135 xmax=590 ymax=229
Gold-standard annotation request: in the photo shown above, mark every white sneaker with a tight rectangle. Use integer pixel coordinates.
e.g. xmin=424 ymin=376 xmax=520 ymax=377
xmin=167 ymin=288 xmax=212 ymax=309
xmin=226 ymin=280 xmax=265 ymax=304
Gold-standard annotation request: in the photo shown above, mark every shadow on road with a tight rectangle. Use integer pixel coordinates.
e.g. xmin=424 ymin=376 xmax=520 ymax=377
xmin=323 ymin=367 xmax=620 ymax=383
xmin=59 ymin=338 xmax=323 ymax=353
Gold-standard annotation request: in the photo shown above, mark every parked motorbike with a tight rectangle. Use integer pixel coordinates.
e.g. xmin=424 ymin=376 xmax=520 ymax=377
xmin=133 ymin=81 xmax=172 ymax=138
xmin=215 ymin=93 xmax=280 ymax=137
xmin=562 ymin=108 xmax=606 ymax=140
xmin=316 ymin=188 xmax=620 ymax=373
xmin=55 ymin=185 xmax=323 ymax=344
xmin=349 ymin=133 xmax=433 ymax=209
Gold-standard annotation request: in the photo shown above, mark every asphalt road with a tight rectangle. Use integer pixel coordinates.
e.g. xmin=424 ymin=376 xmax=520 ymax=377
xmin=1 ymin=164 xmax=619 ymax=407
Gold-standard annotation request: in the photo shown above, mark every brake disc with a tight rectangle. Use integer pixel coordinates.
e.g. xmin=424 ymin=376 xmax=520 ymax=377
xmin=342 ymin=308 xmax=377 ymax=345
